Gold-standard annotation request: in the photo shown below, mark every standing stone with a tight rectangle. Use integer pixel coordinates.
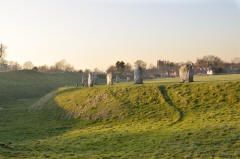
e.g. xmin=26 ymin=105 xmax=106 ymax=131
xmin=127 ymin=76 xmax=131 ymax=82
xmin=116 ymin=75 xmax=120 ymax=83
xmin=82 ymin=74 xmax=88 ymax=87
xmin=179 ymin=64 xmax=194 ymax=82
xmin=134 ymin=67 xmax=143 ymax=84
xmin=107 ymin=73 xmax=113 ymax=86
xmin=88 ymin=73 xmax=94 ymax=87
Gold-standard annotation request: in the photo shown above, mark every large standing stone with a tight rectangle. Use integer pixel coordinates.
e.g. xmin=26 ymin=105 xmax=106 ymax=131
xmin=179 ymin=64 xmax=194 ymax=82
xmin=107 ymin=73 xmax=113 ymax=85
xmin=82 ymin=74 xmax=88 ymax=87
xmin=88 ymin=73 xmax=94 ymax=87
xmin=134 ymin=67 xmax=143 ymax=84
xmin=116 ymin=75 xmax=120 ymax=83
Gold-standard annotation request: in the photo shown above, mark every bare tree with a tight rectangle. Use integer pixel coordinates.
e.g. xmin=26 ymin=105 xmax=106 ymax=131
xmin=0 ymin=44 xmax=7 ymax=64
xmin=54 ymin=59 xmax=67 ymax=71
xmin=64 ymin=63 xmax=75 ymax=72
xmin=232 ymin=57 xmax=240 ymax=64
xmin=0 ymin=45 xmax=2 ymax=58
xmin=84 ymin=69 xmax=91 ymax=74
xmin=123 ymin=63 xmax=132 ymax=76
xmin=7 ymin=61 xmax=22 ymax=70
xmin=195 ymin=55 xmax=224 ymax=73
xmin=23 ymin=61 xmax=34 ymax=70
xmin=0 ymin=44 xmax=6 ymax=58
xmin=51 ymin=59 xmax=75 ymax=72
xmin=38 ymin=65 xmax=49 ymax=72
xmin=94 ymin=68 xmax=102 ymax=74
xmin=134 ymin=60 xmax=147 ymax=70
xmin=106 ymin=65 xmax=117 ymax=73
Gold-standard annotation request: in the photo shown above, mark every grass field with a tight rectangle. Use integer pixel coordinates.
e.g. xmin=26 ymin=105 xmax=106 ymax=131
xmin=0 ymin=71 xmax=82 ymax=103
xmin=0 ymin=73 xmax=240 ymax=158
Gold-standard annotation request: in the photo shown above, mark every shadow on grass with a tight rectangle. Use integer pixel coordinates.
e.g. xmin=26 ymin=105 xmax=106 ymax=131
xmin=5 ymin=121 xmax=239 ymax=158
xmin=158 ymin=85 xmax=183 ymax=125
xmin=0 ymin=91 xmax=91 ymax=158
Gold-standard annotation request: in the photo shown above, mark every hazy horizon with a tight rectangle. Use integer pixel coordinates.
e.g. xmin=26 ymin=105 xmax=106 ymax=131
xmin=1 ymin=0 xmax=240 ymax=70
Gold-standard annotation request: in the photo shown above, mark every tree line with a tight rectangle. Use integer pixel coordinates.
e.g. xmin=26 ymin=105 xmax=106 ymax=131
xmin=0 ymin=43 xmax=240 ymax=79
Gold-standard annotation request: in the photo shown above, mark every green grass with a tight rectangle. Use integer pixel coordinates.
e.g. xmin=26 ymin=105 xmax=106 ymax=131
xmin=0 ymin=70 xmax=82 ymax=103
xmin=0 ymin=73 xmax=240 ymax=158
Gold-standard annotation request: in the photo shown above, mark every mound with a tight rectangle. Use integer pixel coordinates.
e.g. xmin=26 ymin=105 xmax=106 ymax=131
xmin=8 ymin=80 xmax=240 ymax=158
xmin=33 ymin=81 xmax=240 ymax=125
xmin=33 ymin=85 xmax=181 ymax=124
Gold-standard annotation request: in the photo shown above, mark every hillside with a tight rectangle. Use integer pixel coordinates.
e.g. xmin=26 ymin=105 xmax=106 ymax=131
xmin=0 ymin=74 xmax=240 ymax=158
xmin=32 ymin=79 xmax=240 ymax=158
xmin=0 ymin=71 xmax=82 ymax=103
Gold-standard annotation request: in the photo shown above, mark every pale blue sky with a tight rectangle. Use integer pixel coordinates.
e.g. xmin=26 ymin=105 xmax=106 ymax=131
xmin=1 ymin=0 xmax=240 ymax=70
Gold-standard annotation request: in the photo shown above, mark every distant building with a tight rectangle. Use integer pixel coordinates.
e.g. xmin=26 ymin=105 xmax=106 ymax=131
xmin=207 ymin=70 xmax=213 ymax=75
xmin=206 ymin=67 xmax=215 ymax=75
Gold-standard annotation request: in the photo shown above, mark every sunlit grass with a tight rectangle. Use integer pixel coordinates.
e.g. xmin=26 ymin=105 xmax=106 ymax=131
xmin=0 ymin=73 xmax=240 ymax=158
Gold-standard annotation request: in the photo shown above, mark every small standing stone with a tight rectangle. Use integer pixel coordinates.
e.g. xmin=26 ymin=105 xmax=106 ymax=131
xmin=134 ymin=67 xmax=143 ymax=84
xmin=179 ymin=64 xmax=194 ymax=82
xmin=88 ymin=73 xmax=94 ymax=87
xmin=107 ymin=73 xmax=113 ymax=85
xmin=82 ymin=74 xmax=88 ymax=87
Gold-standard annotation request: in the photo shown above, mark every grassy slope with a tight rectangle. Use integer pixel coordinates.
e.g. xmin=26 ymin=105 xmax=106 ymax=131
xmin=0 ymin=71 xmax=82 ymax=103
xmin=0 ymin=71 xmax=82 ymax=158
xmin=0 ymin=74 xmax=240 ymax=158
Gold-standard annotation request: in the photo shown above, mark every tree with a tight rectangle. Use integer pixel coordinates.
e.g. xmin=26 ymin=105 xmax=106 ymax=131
xmin=0 ymin=43 xmax=6 ymax=58
xmin=38 ymin=65 xmax=49 ymax=72
xmin=157 ymin=60 xmax=180 ymax=78
xmin=84 ymin=69 xmax=91 ymax=74
xmin=196 ymin=55 xmax=223 ymax=68
xmin=8 ymin=61 xmax=22 ymax=70
xmin=54 ymin=59 xmax=67 ymax=71
xmin=232 ymin=57 xmax=240 ymax=64
xmin=115 ymin=61 xmax=126 ymax=74
xmin=64 ymin=64 xmax=75 ymax=72
xmin=51 ymin=59 xmax=75 ymax=72
xmin=93 ymin=68 xmax=102 ymax=74
xmin=195 ymin=55 xmax=224 ymax=73
xmin=0 ymin=44 xmax=7 ymax=64
xmin=123 ymin=63 xmax=132 ymax=75
xmin=107 ymin=62 xmax=132 ymax=79
xmin=78 ymin=69 xmax=83 ymax=73
xmin=134 ymin=60 xmax=147 ymax=70
xmin=23 ymin=61 xmax=34 ymax=70
xmin=106 ymin=65 xmax=117 ymax=73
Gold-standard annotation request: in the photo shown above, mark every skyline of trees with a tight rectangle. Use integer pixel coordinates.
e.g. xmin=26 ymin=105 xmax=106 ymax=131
xmin=1 ymin=55 xmax=240 ymax=75
xmin=0 ymin=43 xmax=239 ymax=77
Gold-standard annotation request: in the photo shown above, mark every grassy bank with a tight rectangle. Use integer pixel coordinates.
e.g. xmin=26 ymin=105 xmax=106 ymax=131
xmin=0 ymin=73 xmax=240 ymax=158
xmin=0 ymin=71 xmax=82 ymax=103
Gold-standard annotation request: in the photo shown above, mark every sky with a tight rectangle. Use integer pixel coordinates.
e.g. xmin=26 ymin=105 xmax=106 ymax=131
xmin=0 ymin=0 xmax=240 ymax=70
